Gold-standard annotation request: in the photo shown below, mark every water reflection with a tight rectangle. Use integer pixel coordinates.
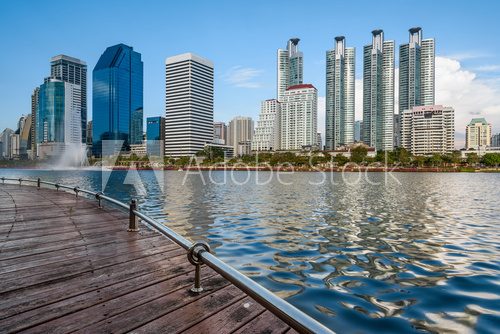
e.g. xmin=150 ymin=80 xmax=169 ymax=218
xmin=1 ymin=169 xmax=499 ymax=333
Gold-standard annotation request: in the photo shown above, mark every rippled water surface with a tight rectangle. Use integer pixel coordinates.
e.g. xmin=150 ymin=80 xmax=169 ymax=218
xmin=2 ymin=169 xmax=500 ymax=333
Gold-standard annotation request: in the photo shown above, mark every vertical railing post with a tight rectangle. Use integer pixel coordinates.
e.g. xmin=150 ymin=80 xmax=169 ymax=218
xmin=128 ymin=199 xmax=139 ymax=232
xmin=37 ymin=178 xmax=41 ymax=190
xmin=187 ymin=242 xmax=211 ymax=293
xmin=95 ymin=192 xmax=103 ymax=208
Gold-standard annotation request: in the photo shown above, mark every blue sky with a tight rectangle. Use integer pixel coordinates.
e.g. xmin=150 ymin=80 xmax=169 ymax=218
xmin=1 ymin=0 xmax=499 ymax=140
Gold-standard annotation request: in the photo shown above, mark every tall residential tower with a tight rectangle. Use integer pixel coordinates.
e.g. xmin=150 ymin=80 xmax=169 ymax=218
xmin=399 ymin=27 xmax=435 ymax=113
xmin=362 ymin=30 xmax=395 ymax=151
xmin=277 ymin=38 xmax=303 ymax=102
xmin=326 ymin=36 xmax=355 ymax=150
xmin=165 ymin=53 xmax=214 ymax=157
xmin=280 ymin=84 xmax=318 ymax=150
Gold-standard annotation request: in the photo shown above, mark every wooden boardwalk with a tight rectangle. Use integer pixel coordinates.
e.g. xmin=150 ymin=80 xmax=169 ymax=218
xmin=0 ymin=184 xmax=298 ymax=334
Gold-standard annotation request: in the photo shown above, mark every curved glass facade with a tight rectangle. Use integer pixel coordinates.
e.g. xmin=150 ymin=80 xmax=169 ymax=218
xmin=92 ymin=44 xmax=143 ymax=156
xmin=37 ymin=80 xmax=65 ymax=143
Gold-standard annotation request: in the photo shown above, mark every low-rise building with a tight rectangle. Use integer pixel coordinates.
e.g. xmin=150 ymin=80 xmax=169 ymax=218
xmin=252 ymin=99 xmax=279 ymax=152
xmin=465 ymin=118 xmax=491 ymax=150
xmin=400 ymin=105 xmax=455 ymax=155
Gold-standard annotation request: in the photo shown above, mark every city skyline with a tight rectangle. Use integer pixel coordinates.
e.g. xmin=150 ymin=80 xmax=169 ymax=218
xmin=1 ymin=1 xmax=500 ymax=148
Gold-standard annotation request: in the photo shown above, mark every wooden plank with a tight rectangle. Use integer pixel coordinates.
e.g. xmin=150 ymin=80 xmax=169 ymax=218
xmin=0 ymin=244 xmax=183 ymax=295
xmin=233 ymin=311 xmax=291 ymax=334
xmin=182 ymin=296 xmax=267 ymax=334
xmin=130 ymin=285 xmax=247 ymax=333
xmin=3 ymin=262 xmax=205 ymax=333
xmin=0 ymin=234 xmax=167 ymax=272
xmin=0 ymin=254 xmax=189 ymax=319
xmin=0 ymin=241 xmax=178 ymax=282
xmin=71 ymin=275 xmax=231 ymax=333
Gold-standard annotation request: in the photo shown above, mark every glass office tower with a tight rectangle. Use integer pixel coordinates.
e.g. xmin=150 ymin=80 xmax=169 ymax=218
xmin=92 ymin=44 xmax=143 ymax=156
xmin=146 ymin=116 xmax=165 ymax=156
xmin=37 ymin=79 xmax=65 ymax=143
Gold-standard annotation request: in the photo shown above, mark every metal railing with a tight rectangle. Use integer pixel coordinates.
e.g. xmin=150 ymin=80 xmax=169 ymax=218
xmin=0 ymin=176 xmax=334 ymax=334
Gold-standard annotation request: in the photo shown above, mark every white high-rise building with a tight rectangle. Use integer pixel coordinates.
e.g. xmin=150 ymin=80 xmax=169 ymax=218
xmin=277 ymin=38 xmax=303 ymax=102
xmin=326 ymin=36 xmax=355 ymax=149
xmin=64 ymin=82 xmax=83 ymax=144
xmin=466 ymin=118 xmax=491 ymax=150
xmin=363 ymin=29 xmax=395 ymax=151
xmin=400 ymin=105 xmax=454 ymax=155
xmin=252 ymin=99 xmax=280 ymax=151
xmin=399 ymin=27 xmax=435 ymax=114
xmin=164 ymin=53 xmax=214 ymax=157
xmin=228 ymin=116 xmax=254 ymax=156
xmin=280 ymin=84 xmax=317 ymax=150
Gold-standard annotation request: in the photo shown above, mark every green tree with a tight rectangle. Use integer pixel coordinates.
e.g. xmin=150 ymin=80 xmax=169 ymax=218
xmin=429 ymin=154 xmax=442 ymax=167
xmin=334 ymin=154 xmax=349 ymax=166
xmin=351 ymin=146 xmax=368 ymax=164
xmin=450 ymin=151 xmax=463 ymax=165
xmin=413 ymin=155 xmax=426 ymax=167
xmin=482 ymin=153 xmax=500 ymax=167
xmin=466 ymin=153 xmax=480 ymax=166
xmin=175 ymin=156 xmax=191 ymax=166
xmin=395 ymin=147 xmax=411 ymax=166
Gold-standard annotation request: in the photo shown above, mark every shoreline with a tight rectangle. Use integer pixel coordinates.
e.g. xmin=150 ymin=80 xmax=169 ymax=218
xmin=1 ymin=165 xmax=498 ymax=173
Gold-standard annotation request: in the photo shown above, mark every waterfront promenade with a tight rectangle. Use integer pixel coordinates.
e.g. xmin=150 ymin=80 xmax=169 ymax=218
xmin=0 ymin=184 xmax=301 ymax=333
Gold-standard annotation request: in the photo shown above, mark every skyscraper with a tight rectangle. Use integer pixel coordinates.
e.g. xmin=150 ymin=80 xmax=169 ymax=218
xmin=252 ymin=99 xmax=280 ymax=151
xmin=30 ymin=87 xmax=39 ymax=159
xmin=50 ymin=55 xmax=87 ymax=144
xmin=354 ymin=120 xmax=362 ymax=142
xmin=165 ymin=53 xmax=214 ymax=157
xmin=326 ymin=36 xmax=355 ymax=149
xmin=399 ymin=27 xmax=435 ymax=114
xmin=146 ymin=116 xmax=165 ymax=156
xmin=277 ymin=38 xmax=303 ymax=102
xmin=92 ymin=44 xmax=143 ymax=156
xmin=228 ymin=116 xmax=254 ymax=156
xmin=362 ymin=29 xmax=395 ymax=151
xmin=400 ymin=105 xmax=454 ymax=155
xmin=19 ymin=114 xmax=32 ymax=159
xmin=280 ymin=84 xmax=317 ymax=150
xmin=37 ymin=78 xmax=83 ymax=158
xmin=466 ymin=118 xmax=491 ymax=149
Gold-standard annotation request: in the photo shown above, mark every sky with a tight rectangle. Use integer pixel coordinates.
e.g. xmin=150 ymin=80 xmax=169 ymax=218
xmin=1 ymin=0 xmax=499 ymax=147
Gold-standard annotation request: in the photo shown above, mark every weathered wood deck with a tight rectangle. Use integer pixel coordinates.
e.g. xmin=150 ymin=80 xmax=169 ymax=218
xmin=0 ymin=184 xmax=298 ymax=333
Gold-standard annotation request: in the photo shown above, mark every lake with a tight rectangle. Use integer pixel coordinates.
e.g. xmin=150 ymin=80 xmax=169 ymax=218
xmin=1 ymin=168 xmax=499 ymax=333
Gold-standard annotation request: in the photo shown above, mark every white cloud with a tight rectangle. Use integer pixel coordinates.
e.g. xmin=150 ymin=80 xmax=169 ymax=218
xmin=223 ymin=66 xmax=263 ymax=88
xmin=435 ymin=56 xmax=500 ymax=147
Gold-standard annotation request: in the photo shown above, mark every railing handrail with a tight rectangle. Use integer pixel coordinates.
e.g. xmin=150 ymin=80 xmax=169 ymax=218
xmin=0 ymin=176 xmax=334 ymax=334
